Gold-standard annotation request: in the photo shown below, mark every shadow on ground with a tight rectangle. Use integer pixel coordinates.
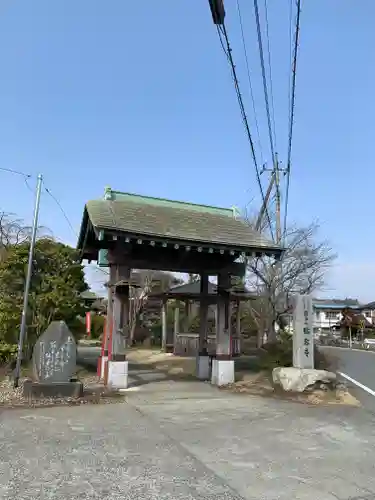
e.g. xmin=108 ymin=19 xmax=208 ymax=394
xmin=77 ymin=346 xmax=263 ymax=390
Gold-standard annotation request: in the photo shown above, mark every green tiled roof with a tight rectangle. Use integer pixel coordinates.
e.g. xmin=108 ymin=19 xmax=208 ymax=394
xmin=109 ymin=190 xmax=234 ymax=217
xmin=81 ymin=193 xmax=281 ymax=253
xmin=80 ymin=290 xmax=98 ymax=300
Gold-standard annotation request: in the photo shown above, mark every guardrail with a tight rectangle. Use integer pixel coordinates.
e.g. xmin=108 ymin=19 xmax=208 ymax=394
xmin=317 ymin=337 xmax=375 ymax=351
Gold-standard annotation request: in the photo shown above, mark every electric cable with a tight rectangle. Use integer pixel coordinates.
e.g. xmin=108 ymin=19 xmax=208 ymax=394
xmin=283 ymin=0 xmax=301 ymax=243
xmin=216 ymin=23 xmax=275 ymax=240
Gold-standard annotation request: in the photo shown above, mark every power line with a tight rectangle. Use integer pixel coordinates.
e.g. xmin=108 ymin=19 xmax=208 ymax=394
xmin=0 ymin=167 xmax=31 ymax=178
xmin=235 ymin=0 xmax=264 ymax=165
xmin=44 ymin=186 xmax=78 ymax=238
xmin=24 ymin=177 xmax=35 ymax=194
xmin=216 ymin=23 xmax=274 ymax=240
xmin=263 ymin=0 xmax=277 ymax=153
xmin=283 ymin=0 xmax=302 ymax=242
xmin=253 ymin=0 xmax=276 ymax=164
xmin=288 ymin=0 xmax=293 ymax=122
xmin=43 ymin=184 xmax=109 ymax=277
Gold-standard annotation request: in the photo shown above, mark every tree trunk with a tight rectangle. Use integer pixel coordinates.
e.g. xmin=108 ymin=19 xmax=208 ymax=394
xmin=267 ymin=324 xmax=277 ymax=343
xmin=129 ymin=321 xmax=136 ymax=345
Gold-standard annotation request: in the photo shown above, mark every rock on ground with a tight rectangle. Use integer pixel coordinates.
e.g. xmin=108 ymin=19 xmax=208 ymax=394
xmin=272 ymin=366 xmax=336 ymax=392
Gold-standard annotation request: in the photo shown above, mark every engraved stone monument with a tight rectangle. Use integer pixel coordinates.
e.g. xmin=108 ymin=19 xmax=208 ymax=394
xmin=23 ymin=321 xmax=83 ymax=399
xmin=292 ymin=294 xmax=314 ymax=369
xmin=32 ymin=321 xmax=77 ymax=382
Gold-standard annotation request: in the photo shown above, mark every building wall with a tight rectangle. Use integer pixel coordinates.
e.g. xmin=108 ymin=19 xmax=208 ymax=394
xmin=314 ymin=308 xmax=373 ymax=332
xmin=286 ymin=305 xmax=374 ymax=335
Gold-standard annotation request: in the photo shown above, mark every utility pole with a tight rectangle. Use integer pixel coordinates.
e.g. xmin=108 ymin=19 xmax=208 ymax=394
xmin=274 ymin=153 xmax=282 ymax=244
xmin=14 ymin=173 xmax=43 ymax=388
xmin=256 ymin=155 xmax=286 ymax=242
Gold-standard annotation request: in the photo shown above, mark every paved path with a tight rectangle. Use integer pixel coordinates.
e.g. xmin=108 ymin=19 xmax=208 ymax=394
xmin=2 ymin=355 xmax=375 ymax=499
xmin=321 ymin=346 xmax=375 ymax=413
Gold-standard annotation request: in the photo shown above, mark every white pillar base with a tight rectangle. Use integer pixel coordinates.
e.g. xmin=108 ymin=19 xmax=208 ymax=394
xmin=196 ymin=355 xmax=210 ymax=380
xmin=100 ymin=355 xmax=108 ymax=380
xmin=211 ymin=359 xmax=235 ymax=386
xmin=107 ymin=360 xmax=128 ymax=389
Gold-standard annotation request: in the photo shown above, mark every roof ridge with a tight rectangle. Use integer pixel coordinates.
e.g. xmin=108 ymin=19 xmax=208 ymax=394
xmin=107 ymin=189 xmax=234 ymax=216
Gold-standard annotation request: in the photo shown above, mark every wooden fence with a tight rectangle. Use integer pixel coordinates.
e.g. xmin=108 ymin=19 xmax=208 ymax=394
xmin=173 ymin=333 xmax=241 ymax=357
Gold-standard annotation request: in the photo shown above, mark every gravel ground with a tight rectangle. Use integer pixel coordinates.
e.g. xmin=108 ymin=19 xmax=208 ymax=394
xmin=0 ymin=373 xmax=125 ymax=409
xmin=220 ymin=373 xmax=360 ymax=407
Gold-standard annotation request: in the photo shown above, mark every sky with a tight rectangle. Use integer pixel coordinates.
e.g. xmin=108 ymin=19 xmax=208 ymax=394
xmin=0 ymin=1 xmax=374 ymax=301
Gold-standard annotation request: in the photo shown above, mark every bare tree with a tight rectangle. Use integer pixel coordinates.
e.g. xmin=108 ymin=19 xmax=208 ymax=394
xmin=0 ymin=212 xmax=52 ymax=262
xmin=129 ymin=272 xmax=154 ymax=344
xmin=245 ymin=220 xmax=337 ymax=345
xmin=0 ymin=212 xmax=32 ymax=247
xmin=128 ymin=270 xmax=182 ymax=344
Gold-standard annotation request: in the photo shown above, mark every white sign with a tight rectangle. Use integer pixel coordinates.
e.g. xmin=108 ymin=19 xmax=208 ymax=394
xmin=292 ymin=294 xmax=314 ymax=369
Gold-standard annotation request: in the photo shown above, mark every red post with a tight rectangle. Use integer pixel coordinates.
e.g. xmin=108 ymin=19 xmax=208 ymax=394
xmin=85 ymin=311 xmax=91 ymax=337
xmin=97 ymin=317 xmax=107 ymax=376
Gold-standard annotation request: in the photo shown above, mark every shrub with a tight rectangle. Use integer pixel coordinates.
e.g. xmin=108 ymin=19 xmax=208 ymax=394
xmin=150 ymin=322 xmax=162 ymax=345
xmin=91 ymin=314 xmax=105 ymax=339
xmin=133 ymin=326 xmax=151 ymax=345
xmin=0 ymin=342 xmax=18 ymax=365
xmin=259 ymin=332 xmax=332 ymax=371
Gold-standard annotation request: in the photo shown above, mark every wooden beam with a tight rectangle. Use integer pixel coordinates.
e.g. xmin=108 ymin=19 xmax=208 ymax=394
xmin=108 ymin=247 xmax=246 ymax=276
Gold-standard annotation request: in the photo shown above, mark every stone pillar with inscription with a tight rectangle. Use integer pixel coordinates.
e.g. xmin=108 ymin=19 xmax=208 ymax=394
xmin=107 ymin=264 xmax=130 ymax=389
xmin=211 ymin=272 xmax=235 ymax=386
xmin=292 ymin=294 xmax=314 ymax=369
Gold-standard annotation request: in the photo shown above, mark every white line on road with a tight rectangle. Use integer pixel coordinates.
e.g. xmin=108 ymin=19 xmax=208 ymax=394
xmin=338 ymin=371 xmax=375 ymax=397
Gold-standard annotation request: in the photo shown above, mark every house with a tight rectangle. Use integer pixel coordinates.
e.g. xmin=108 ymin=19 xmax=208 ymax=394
xmin=286 ymin=298 xmax=375 ymax=336
xmin=80 ymin=290 xmax=107 ymax=314
xmin=313 ymin=298 xmax=361 ymax=333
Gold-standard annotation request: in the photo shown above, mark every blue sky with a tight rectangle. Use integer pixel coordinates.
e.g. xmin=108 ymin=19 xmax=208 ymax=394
xmin=0 ymin=1 xmax=373 ymax=300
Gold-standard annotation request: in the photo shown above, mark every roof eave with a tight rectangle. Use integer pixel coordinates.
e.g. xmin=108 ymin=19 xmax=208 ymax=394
xmin=77 ymin=205 xmax=89 ymax=251
xmin=94 ymin=226 xmax=283 ymax=258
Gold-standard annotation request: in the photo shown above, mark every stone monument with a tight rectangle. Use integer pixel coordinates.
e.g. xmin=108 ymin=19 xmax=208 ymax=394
xmin=23 ymin=321 xmax=83 ymax=399
xmin=292 ymin=294 xmax=314 ymax=369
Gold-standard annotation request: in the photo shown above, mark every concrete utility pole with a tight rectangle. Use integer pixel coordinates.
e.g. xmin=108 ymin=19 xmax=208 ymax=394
xmin=274 ymin=153 xmax=282 ymax=244
xmin=14 ymin=173 xmax=43 ymax=388
xmin=256 ymin=155 xmax=286 ymax=243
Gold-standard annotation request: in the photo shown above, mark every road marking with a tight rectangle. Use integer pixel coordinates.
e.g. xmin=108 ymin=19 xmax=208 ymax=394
xmin=338 ymin=371 xmax=375 ymax=397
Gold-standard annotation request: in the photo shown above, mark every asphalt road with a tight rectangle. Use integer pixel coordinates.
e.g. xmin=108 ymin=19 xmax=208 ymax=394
xmin=2 ymin=345 xmax=371 ymax=498
xmin=79 ymin=345 xmax=375 ymax=412
xmin=321 ymin=346 xmax=375 ymax=412
xmin=3 ymin=365 xmax=375 ymax=499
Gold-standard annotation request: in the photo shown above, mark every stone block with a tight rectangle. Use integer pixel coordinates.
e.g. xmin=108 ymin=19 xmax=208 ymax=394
xmin=107 ymin=360 xmax=128 ymax=389
xmin=23 ymin=380 xmax=83 ymax=399
xmin=211 ymin=359 xmax=235 ymax=386
xmin=211 ymin=359 xmax=218 ymax=385
xmin=196 ymin=355 xmax=210 ymax=380
xmin=272 ymin=367 xmax=337 ymax=393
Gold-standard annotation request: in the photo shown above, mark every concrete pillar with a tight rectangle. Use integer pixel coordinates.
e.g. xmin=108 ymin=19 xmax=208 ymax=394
xmin=184 ymin=300 xmax=190 ymax=332
xmin=212 ymin=272 xmax=234 ymax=386
xmin=174 ymin=302 xmax=180 ymax=349
xmin=197 ymin=273 xmax=210 ymax=380
xmin=100 ymin=279 xmax=113 ymax=381
xmin=107 ymin=265 xmax=130 ymax=390
xmin=161 ymin=297 xmax=167 ymax=351
xmin=236 ymin=299 xmax=241 ymax=336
